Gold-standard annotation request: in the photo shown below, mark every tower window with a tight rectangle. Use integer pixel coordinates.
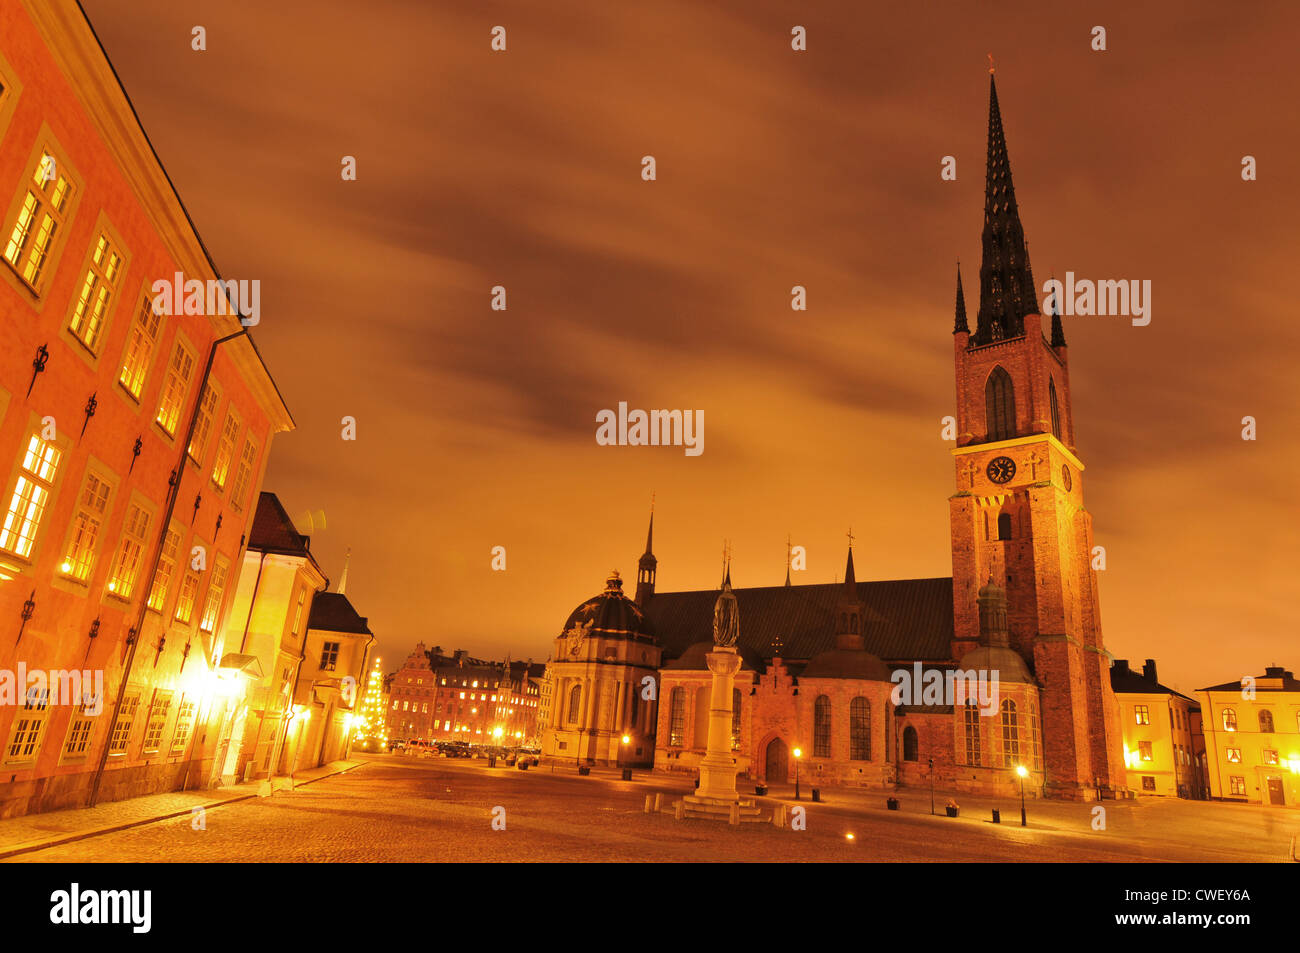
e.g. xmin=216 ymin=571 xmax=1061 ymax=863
xmin=997 ymin=513 xmax=1012 ymax=540
xmin=985 ymin=367 xmax=1016 ymax=441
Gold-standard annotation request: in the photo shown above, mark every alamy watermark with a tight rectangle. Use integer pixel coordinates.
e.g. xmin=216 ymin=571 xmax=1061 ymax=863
xmin=152 ymin=271 xmax=260 ymax=326
xmin=890 ymin=663 xmax=1000 ymax=715
xmin=0 ymin=665 xmax=104 ymax=714
xmin=1042 ymin=273 xmax=1150 ymax=327
xmin=595 ymin=402 xmax=703 ymax=456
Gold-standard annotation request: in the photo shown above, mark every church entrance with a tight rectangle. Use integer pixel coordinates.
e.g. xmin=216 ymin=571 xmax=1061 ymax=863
xmin=765 ymin=738 xmax=788 ymax=783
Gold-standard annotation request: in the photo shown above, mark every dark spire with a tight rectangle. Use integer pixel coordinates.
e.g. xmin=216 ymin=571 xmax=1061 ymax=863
xmin=974 ymin=69 xmax=1037 ymax=345
xmin=843 ymin=542 xmax=857 ymax=590
xmin=784 ymin=534 xmax=792 ymax=587
xmin=954 ymin=262 xmax=969 ymax=333
xmin=835 ymin=537 xmax=865 ymax=648
xmin=1049 ymin=276 xmax=1067 ymax=347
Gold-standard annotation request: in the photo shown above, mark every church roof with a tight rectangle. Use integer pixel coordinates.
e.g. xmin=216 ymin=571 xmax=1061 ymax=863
xmin=248 ymin=492 xmax=312 ymax=556
xmin=644 ymin=577 xmax=953 ymax=664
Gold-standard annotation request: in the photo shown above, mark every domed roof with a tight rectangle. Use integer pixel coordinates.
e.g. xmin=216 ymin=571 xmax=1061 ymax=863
xmin=958 ymin=644 xmax=1035 ymax=684
xmin=562 ymin=571 xmax=654 ymax=639
xmin=664 ymin=640 xmax=763 ymax=671
xmin=978 ymin=577 xmax=1006 ymax=600
xmin=800 ymin=646 xmax=892 ymax=681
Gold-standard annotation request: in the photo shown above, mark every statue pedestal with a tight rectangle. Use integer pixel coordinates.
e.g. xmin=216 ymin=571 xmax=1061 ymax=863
xmin=696 ymin=646 xmax=743 ymax=801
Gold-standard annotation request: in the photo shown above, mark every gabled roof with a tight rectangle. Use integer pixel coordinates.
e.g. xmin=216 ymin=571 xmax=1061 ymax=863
xmin=308 ymin=592 xmax=371 ymax=635
xmin=248 ymin=492 xmax=311 ymax=556
xmin=1110 ymin=664 xmax=1198 ymax=705
xmin=644 ymin=577 xmax=954 ymax=664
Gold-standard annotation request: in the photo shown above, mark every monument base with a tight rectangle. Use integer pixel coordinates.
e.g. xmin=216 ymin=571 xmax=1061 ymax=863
xmin=680 ymin=794 xmax=764 ymax=823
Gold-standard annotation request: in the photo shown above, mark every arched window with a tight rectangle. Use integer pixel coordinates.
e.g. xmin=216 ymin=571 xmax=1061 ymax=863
xmin=668 ymin=687 xmax=686 ymax=746
xmin=813 ymin=695 xmax=831 ymax=758
xmin=963 ymin=701 xmax=981 ymax=766
xmin=849 ymin=614 xmax=858 ymax=634
xmin=731 ymin=688 xmax=742 ymax=750
xmin=849 ymin=697 xmax=870 ymax=761
xmin=1049 ymin=377 xmax=1062 ymax=440
xmin=1222 ymin=708 xmax=1237 ymax=732
xmin=1027 ymin=696 xmax=1042 ymax=770
xmin=1259 ymin=710 xmax=1274 ymax=733
xmin=1000 ymin=699 xmax=1020 ymax=767
xmin=997 ymin=512 xmax=1012 ymax=540
xmin=567 ymin=684 xmax=582 ymax=724
xmin=902 ymin=725 xmax=919 ymax=762
xmin=986 ymin=366 xmax=1016 ymax=441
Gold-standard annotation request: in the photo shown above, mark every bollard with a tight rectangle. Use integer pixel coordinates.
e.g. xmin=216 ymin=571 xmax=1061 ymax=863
xmin=653 ymin=792 xmax=663 ymax=812
xmin=772 ymin=805 xmax=787 ymax=828
xmin=644 ymin=794 xmax=653 ymax=814
xmin=729 ymin=802 xmax=740 ymax=825
xmin=674 ymin=800 xmax=684 ymax=820
xmin=992 ymin=808 xmax=1000 ymax=824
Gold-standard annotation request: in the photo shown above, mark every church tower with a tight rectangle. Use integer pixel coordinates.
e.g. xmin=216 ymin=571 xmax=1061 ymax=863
xmin=948 ymin=68 xmax=1126 ymax=799
xmin=635 ymin=505 xmax=656 ymax=606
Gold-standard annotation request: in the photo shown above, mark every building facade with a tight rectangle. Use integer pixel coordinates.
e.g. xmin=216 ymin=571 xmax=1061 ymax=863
xmin=0 ymin=1 xmax=292 ymax=817
xmin=293 ymin=589 xmax=374 ymax=770
xmin=1111 ymin=658 xmax=1207 ymax=799
xmin=1197 ymin=666 xmax=1299 ymax=806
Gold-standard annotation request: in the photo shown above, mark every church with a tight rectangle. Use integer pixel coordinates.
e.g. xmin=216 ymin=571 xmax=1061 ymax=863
xmin=540 ymin=71 xmax=1129 ymax=802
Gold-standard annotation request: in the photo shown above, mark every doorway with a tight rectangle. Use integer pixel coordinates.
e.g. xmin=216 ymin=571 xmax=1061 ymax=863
xmin=765 ymin=737 xmax=788 ymax=783
xmin=1267 ymin=776 xmax=1285 ymax=805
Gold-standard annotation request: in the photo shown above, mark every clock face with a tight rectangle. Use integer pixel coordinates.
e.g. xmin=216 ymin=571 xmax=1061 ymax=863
xmin=1061 ymin=465 xmax=1072 ymax=491
xmin=986 ymin=456 xmax=1016 ymax=485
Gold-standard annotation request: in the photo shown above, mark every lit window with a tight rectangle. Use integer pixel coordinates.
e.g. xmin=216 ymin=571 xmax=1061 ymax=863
xmin=961 ymin=700 xmax=979 ymax=766
xmin=62 ymin=699 xmax=97 ymax=761
xmin=107 ymin=502 xmax=151 ymax=598
xmin=170 ymin=699 xmax=196 ymax=753
xmin=147 ymin=526 xmax=182 ymax=611
xmin=3 ymin=149 xmax=74 ymax=292
xmin=1222 ymin=708 xmax=1237 ymax=732
xmin=1263 ymin=749 xmax=1279 ymax=766
xmin=1259 ymin=710 xmax=1274 ymax=733
xmin=1229 ymin=776 xmax=1246 ymax=795
xmin=141 ymin=691 xmax=173 ymax=752
xmin=174 ymin=571 xmax=199 ymax=624
xmin=118 ymin=290 xmax=163 ymax=399
xmin=1134 ymin=705 xmax=1150 ymax=725
xmin=199 ymin=559 xmax=230 ymax=633
xmin=154 ymin=341 xmax=195 ymax=437
xmin=67 ymin=231 xmax=123 ymax=354
xmin=319 ymin=642 xmax=340 ymax=671
xmin=60 ymin=470 xmax=112 ymax=582
xmin=813 ymin=695 xmax=831 ymax=758
xmin=187 ymin=383 xmax=220 ymax=463
xmin=1226 ymin=748 xmax=1241 ymax=763
xmin=1138 ymin=741 xmax=1153 ymax=762
xmin=0 ymin=434 xmax=63 ymax=559
xmin=1000 ymin=699 xmax=1020 ymax=767
xmin=108 ymin=693 xmax=140 ymax=754
xmin=210 ymin=411 xmax=240 ymax=489
xmin=4 ymin=686 xmax=50 ymax=764
xmin=229 ymin=438 xmax=258 ymax=511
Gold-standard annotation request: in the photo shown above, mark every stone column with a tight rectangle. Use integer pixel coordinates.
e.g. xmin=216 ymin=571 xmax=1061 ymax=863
xmin=697 ymin=646 xmax=743 ymax=801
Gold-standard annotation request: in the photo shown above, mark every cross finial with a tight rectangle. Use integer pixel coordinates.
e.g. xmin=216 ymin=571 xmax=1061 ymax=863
xmin=846 ymin=527 xmax=855 ymax=548
xmin=987 ymin=53 xmax=995 ymax=75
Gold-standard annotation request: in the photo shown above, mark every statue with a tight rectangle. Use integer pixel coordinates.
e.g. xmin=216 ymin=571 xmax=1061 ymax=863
xmin=712 ymin=571 xmax=739 ymax=647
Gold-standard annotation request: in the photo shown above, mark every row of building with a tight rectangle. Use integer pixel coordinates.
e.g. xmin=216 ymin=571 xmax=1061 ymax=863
xmin=0 ymin=2 xmax=379 ymax=817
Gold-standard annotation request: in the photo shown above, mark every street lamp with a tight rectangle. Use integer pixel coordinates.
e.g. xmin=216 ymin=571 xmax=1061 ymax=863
xmin=793 ymin=747 xmax=803 ymax=800
xmin=620 ymin=734 xmax=631 ymax=779
xmin=929 ymin=757 xmax=935 ymax=815
xmin=1016 ymin=764 xmax=1029 ymax=826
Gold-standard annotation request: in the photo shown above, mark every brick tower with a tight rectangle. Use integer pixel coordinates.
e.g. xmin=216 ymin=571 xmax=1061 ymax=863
xmin=948 ymin=69 xmax=1127 ymax=799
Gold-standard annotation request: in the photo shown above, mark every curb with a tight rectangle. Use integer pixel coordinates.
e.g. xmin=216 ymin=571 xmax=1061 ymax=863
xmin=0 ymin=761 xmax=364 ymax=861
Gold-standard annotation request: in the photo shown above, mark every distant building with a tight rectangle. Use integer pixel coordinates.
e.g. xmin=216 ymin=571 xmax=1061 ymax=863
xmin=1197 ymin=666 xmax=1300 ymax=806
xmin=1110 ymin=659 xmax=1207 ymax=799
xmin=386 ymin=643 xmax=542 ymax=746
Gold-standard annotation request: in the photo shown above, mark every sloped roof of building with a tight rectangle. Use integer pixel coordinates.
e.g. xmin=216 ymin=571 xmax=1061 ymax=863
xmin=248 ymin=492 xmax=311 ymax=556
xmin=1198 ymin=666 xmax=1300 ymax=694
xmin=644 ymin=577 xmax=954 ymax=664
xmin=1111 ymin=661 xmax=1198 ymax=704
xmin=308 ymin=592 xmax=371 ymax=635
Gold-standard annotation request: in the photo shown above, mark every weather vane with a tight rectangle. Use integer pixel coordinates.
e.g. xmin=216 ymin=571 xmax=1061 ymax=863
xmin=988 ymin=53 xmax=995 ymax=75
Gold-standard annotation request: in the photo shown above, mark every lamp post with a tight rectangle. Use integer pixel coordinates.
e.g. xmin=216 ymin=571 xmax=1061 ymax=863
xmin=793 ymin=747 xmax=803 ymax=800
xmin=1016 ymin=764 xmax=1028 ymax=826
xmin=929 ymin=757 xmax=935 ymax=815
xmin=620 ymin=734 xmax=630 ymax=779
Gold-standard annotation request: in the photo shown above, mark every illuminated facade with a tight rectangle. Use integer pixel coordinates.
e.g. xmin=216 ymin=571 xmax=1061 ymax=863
xmin=1197 ymin=667 xmax=1300 ymax=807
xmin=0 ymin=1 xmax=291 ymax=817
xmin=1111 ymin=658 xmax=1207 ymax=799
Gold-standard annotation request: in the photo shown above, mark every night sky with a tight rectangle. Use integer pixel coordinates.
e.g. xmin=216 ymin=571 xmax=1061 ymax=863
xmin=77 ymin=1 xmax=1300 ymax=695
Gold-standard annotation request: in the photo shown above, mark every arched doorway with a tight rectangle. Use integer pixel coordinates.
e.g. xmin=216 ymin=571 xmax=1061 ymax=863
xmin=765 ymin=737 xmax=788 ymax=782
xmin=902 ymin=725 xmax=919 ymax=762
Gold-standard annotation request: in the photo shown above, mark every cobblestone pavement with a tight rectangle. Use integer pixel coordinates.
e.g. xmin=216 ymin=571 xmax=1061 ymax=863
xmin=7 ymin=755 xmax=1295 ymax=862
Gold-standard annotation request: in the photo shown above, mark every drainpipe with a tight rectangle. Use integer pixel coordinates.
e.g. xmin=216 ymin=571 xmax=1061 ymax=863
xmin=345 ymin=632 xmax=376 ymax=760
xmin=88 ymin=328 xmax=248 ymax=808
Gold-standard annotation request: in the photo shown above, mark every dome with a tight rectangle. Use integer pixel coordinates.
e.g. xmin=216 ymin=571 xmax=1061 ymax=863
xmin=800 ymin=646 xmax=892 ymax=681
xmin=561 ymin=571 xmax=654 ymax=638
xmin=664 ymin=640 xmax=763 ymax=671
xmin=958 ymin=644 xmax=1035 ymax=685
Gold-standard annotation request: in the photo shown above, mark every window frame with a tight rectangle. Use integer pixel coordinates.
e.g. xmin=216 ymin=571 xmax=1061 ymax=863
xmin=60 ymin=213 xmax=130 ymax=364
xmin=0 ymin=128 xmax=84 ymax=303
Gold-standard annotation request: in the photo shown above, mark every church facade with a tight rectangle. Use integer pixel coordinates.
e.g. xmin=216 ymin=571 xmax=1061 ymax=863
xmin=540 ymin=72 xmax=1129 ymax=801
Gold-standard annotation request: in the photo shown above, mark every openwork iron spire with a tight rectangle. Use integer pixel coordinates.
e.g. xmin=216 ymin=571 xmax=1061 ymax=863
xmin=975 ymin=71 xmax=1037 ymax=345
xmin=1049 ymin=275 xmax=1067 ymax=347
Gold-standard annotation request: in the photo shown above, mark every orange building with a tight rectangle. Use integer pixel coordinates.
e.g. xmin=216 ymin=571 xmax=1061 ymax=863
xmin=0 ymin=1 xmax=291 ymax=815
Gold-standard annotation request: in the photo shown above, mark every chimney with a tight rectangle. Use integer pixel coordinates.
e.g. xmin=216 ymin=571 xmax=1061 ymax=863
xmin=1113 ymin=659 xmax=1130 ymax=675
xmin=1142 ymin=659 xmax=1157 ymax=682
